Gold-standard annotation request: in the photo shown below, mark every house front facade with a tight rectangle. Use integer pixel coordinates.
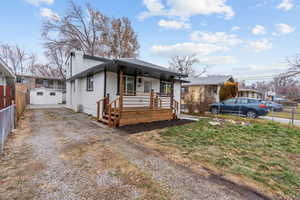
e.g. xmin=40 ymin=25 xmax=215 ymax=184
xmin=182 ymin=75 xmax=235 ymax=106
xmin=66 ymin=51 xmax=186 ymax=127
xmin=238 ymin=88 xmax=263 ymax=99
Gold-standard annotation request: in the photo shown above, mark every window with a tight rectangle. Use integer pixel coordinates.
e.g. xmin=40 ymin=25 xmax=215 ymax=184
xmin=87 ymin=75 xmax=94 ymax=91
xmin=37 ymin=92 xmax=43 ymax=96
xmin=43 ymin=80 xmax=49 ymax=88
xmin=123 ymin=75 xmax=135 ymax=95
xmin=223 ymin=98 xmax=236 ymax=105
xmin=236 ymin=98 xmax=248 ymax=104
xmin=50 ymin=92 xmax=56 ymax=96
xmin=160 ymin=81 xmax=172 ymax=96
xmin=144 ymin=80 xmax=152 ymax=93
xmin=248 ymin=99 xmax=259 ymax=104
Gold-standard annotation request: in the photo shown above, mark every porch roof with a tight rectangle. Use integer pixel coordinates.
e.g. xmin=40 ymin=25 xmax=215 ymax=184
xmin=183 ymin=75 xmax=233 ymax=86
xmin=0 ymin=58 xmax=15 ymax=79
xmin=68 ymin=57 xmax=188 ymax=81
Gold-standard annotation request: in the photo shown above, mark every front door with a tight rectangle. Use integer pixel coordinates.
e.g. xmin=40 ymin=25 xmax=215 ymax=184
xmin=123 ymin=75 xmax=135 ymax=95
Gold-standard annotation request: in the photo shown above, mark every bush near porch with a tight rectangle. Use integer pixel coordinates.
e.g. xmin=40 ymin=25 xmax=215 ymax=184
xmin=140 ymin=119 xmax=300 ymax=200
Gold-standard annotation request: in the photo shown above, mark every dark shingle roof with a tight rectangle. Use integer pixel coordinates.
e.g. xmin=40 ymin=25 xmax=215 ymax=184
xmin=183 ymin=75 xmax=233 ymax=86
xmin=117 ymin=58 xmax=182 ymax=76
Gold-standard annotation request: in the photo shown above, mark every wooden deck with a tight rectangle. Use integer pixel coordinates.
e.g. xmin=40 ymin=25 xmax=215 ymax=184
xmin=96 ymin=72 xmax=179 ymax=127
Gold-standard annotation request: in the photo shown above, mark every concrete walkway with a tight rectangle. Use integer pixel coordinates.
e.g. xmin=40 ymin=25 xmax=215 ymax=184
xmin=27 ymin=104 xmax=67 ymax=110
xmin=178 ymin=113 xmax=208 ymax=121
xmin=260 ymin=116 xmax=300 ymax=126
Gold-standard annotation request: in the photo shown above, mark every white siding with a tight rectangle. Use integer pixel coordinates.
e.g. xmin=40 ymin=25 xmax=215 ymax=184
xmin=106 ymin=71 xmax=118 ymax=101
xmin=136 ymin=76 xmax=160 ymax=93
xmin=66 ymin=51 xmax=104 ymax=79
xmin=30 ymin=88 xmax=63 ymax=105
xmin=66 ymin=71 xmax=105 ymax=117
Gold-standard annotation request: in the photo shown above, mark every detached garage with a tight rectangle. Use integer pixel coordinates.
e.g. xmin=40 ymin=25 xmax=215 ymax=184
xmin=30 ymin=88 xmax=63 ymax=105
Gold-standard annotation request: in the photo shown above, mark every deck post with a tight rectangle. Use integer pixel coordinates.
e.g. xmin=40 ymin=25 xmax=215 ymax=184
xmin=97 ymin=101 xmax=100 ymax=120
xmin=150 ymin=89 xmax=154 ymax=109
xmin=119 ymin=71 xmax=124 ymax=111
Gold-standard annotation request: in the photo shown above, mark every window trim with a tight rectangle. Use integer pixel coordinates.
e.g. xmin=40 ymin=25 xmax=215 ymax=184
xmin=160 ymin=80 xmax=173 ymax=96
xmin=37 ymin=91 xmax=43 ymax=96
xmin=86 ymin=74 xmax=94 ymax=91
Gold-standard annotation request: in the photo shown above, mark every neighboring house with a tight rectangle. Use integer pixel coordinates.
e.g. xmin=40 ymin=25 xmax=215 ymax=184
xmin=0 ymin=58 xmax=15 ymax=109
xmin=0 ymin=59 xmax=15 ymax=87
xmin=182 ymin=75 xmax=235 ymax=105
xmin=16 ymin=74 xmax=66 ymax=105
xmin=65 ymin=51 xmax=187 ymax=127
xmin=238 ymin=88 xmax=263 ymax=99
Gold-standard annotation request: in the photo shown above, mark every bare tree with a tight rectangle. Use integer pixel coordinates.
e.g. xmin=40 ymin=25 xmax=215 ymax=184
xmin=169 ymin=55 xmax=207 ymax=76
xmin=0 ymin=44 xmax=29 ymax=75
xmin=30 ymin=63 xmax=62 ymax=78
xmin=105 ymin=17 xmax=139 ymax=58
xmin=286 ymin=54 xmax=300 ymax=77
xmin=272 ymin=75 xmax=300 ymax=100
xmin=44 ymin=44 xmax=66 ymax=79
xmin=42 ymin=1 xmax=139 ymax=59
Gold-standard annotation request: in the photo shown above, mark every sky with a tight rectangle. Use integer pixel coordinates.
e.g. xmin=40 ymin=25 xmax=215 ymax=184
xmin=0 ymin=0 xmax=299 ymax=83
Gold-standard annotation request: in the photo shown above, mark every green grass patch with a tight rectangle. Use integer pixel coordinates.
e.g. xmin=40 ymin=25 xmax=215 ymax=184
xmin=155 ymin=119 xmax=300 ymax=199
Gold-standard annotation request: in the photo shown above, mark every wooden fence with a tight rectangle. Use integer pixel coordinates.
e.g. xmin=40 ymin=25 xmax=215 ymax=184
xmin=15 ymin=90 xmax=27 ymax=120
xmin=0 ymin=86 xmax=13 ymax=110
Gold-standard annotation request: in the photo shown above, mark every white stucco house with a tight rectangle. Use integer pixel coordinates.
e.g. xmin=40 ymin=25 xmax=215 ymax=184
xmin=65 ymin=51 xmax=187 ymax=127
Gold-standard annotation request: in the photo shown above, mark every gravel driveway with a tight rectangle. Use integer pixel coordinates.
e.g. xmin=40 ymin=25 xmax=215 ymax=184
xmin=0 ymin=108 xmax=268 ymax=200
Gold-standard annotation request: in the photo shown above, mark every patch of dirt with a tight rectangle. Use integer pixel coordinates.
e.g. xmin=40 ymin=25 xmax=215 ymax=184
xmin=0 ymin=111 xmax=42 ymax=200
xmin=118 ymin=119 xmax=193 ymax=134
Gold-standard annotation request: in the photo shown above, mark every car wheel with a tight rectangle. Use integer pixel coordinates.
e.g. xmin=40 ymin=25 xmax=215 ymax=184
xmin=246 ymin=110 xmax=257 ymax=118
xmin=211 ymin=107 xmax=219 ymax=114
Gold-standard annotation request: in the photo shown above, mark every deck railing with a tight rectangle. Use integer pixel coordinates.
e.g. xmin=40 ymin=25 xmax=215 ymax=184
xmin=96 ymin=90 xmax=179 ymax=127
xmin=96 ymin=71 xmax=178 ymax=127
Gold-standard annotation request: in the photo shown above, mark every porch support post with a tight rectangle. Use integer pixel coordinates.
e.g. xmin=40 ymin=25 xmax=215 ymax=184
xmin=119 ymin=71 xmax=124 ymax=111
xmin=150 ymin=89 xmax=154 ymax=109
xmin=170 ymin=80 xmax=174 ymax=108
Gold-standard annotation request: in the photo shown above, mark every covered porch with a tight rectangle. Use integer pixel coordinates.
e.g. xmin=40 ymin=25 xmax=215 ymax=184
xmin=97 ymin=71 xmax=179 ymax=127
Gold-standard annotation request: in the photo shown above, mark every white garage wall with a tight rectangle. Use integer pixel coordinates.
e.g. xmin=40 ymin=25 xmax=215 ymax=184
xmin=30 ymin=88 xmax=63 ymax=105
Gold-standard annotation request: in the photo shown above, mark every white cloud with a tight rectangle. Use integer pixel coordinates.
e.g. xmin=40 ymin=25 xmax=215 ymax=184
xmin=151 ymin=42 xmax=228 ymax=57
xmin=158 ymin=19 xmax=191 ymax=29
xmin=273 ymin=23 xmax=295 ymax=36
xmin=25 ymin=0 xmax=54 ymax=6
xmin=139 ymin=0 xmax=235 ymax=20
xmin=248 ymin=39 xmax=272 ymax=52
xmin=198 ymin=56 xmax=238 ymax=65
xmin=190 ymin=31 xmax=243 ymax=46
xmin=277 ymin=0 xmax=294 ymax=11
xmin=231 ymin=26 xmax=240 ymax=31
xmin=252 ymin=25 xmax=266 ymax=35
xmin=40 ymin=8 xmax=60 ymax=21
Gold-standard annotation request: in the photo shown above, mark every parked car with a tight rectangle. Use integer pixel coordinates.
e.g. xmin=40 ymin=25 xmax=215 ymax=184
xmin=210 ymin=97 xmax=269 ymax=118
xmin=261 ymin=100 xmax=283 ymax=112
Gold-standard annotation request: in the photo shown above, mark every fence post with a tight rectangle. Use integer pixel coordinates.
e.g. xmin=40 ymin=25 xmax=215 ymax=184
xmin=291 ymin=107 xmax=295 ymax=126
